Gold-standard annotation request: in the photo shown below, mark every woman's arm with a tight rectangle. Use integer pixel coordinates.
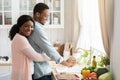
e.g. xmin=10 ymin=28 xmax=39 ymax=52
xmin=22 ymin=47 xmax=50 ymax=62
xmin=17 ymin=34 xmax=50 ymax=62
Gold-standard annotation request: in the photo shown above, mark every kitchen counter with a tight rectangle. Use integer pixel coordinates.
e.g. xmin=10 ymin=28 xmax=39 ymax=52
xmin=49 ymin=61 xmax=83 ymax=80
xmin=0 ymin=62 xmax=11 ymax=80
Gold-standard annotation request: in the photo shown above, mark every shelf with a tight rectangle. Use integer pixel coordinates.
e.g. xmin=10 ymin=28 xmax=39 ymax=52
xmin=0 ymin=58 xmax=12 ymax=66
xmin=0 ymin=62 xmax=12 ymax=66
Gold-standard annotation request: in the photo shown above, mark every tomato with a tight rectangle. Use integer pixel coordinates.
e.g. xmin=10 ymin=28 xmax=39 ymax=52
xmin=88 ymin=72 xmax=97 ymax=77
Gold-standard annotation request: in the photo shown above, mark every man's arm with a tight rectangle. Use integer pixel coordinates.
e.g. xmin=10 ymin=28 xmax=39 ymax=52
xmin=29 ymin=24 xmax=76 ymax=66
xmin=29 ymin=25 xmax=64 ymax=63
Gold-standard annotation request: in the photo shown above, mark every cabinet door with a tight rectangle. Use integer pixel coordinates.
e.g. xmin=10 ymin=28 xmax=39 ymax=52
xmin=53 ymin=0 xmax=61 ymax=25
xmin=0 ymin=0 xmax=12 ymax=26
xmin=44 ymin=0 xmax=64 ymax=27
xmin=0 ymin=0 xmax=64 ymax=28
xmin=19 ymin=0 xmax=64 ymax=28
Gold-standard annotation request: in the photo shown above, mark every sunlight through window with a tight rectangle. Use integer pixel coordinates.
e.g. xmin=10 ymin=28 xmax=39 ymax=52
xmin=77 ymin=0 xmax=105 ymax=53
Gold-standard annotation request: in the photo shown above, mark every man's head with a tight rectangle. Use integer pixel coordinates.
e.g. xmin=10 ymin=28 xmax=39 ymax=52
xmin=33 ymin=3 xmax=50 ymax=25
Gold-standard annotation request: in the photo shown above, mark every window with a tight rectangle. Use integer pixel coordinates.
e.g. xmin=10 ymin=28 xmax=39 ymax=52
xmin=76 ymin=0 xmax=106 ymax=66
xmin=77 ymin=0 xmax=105 ymax=53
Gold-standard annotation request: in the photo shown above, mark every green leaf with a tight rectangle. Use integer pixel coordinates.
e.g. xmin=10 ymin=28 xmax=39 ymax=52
xmin=83 ymin=51 xmax=89 ymax=57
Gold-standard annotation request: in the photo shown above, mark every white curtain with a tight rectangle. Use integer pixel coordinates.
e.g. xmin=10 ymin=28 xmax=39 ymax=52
xmin=98 ymin=0 xmax=114 ymax=57
xmin=77 ymin=0 xmax=105 ymax=52
xmin=71 ymin=0 xmax=80 ymax=47
xmin=64 ymin=0 xmax=80 ymax=48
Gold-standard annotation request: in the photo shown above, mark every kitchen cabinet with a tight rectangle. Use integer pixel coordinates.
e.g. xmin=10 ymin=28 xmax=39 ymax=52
xmin=0 ymin=0 xmax=12 ymax=27
xmin=0 ymin=0 xmax=64 ymax=29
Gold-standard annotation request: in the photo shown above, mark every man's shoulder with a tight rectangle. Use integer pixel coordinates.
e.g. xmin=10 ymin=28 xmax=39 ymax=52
xmin=33 ymin=23 xmax=45 ymax=34
xmin=35 ymin=22 xmax=43 ymax=28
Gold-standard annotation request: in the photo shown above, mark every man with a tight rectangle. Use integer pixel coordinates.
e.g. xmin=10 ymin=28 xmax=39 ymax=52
xmin=28 ymin=3 xmax=76 ymax=80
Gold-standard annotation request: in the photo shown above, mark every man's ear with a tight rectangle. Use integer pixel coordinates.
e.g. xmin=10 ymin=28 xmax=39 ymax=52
xmin=36 ymin=12 xmax=40 ymax=17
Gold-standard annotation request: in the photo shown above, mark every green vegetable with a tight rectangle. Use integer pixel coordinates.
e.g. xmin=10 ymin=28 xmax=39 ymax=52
xmin=96 ymin=68 xmax=108 ymax=77
xmin=99 ymin=55 xmax=110 ymax=67
xmin=102 ymin=56 xmax=110 ymax=65
xmin=98 ymin=72 xmax=112 ymax=80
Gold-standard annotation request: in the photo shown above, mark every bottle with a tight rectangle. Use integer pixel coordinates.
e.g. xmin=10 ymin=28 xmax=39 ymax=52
xmin=92 ymin=56 xmax=97 ymax=67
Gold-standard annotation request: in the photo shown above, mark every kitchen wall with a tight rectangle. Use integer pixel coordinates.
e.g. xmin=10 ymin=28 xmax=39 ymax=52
xmin=0 ymin=28 xmax=65 ymax=58
xmin=0 ymin=28 xmax=11 ymax=57
xmin=110 ymin=0 xmax=120 ymax=80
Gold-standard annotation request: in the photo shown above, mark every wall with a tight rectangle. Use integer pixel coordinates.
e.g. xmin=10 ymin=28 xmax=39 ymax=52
xmin=110 ymin=0 xmax=120 ymax=80
xmin=0 ymin=28 xmax=11 ymax=57
xmin=0 ymin=28 xmax=11 ymax=74
xmin=45 ymin=28 xmax=65 ymax=44
xmin=0 ymin=28 xmax=65 ymax=58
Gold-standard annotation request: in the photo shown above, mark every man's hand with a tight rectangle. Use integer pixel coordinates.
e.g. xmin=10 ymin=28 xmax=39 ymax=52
xmin=66 ymin=56 xmax=76 ymax=65
xmin=61 ymin=56 xmax=76 ymax=67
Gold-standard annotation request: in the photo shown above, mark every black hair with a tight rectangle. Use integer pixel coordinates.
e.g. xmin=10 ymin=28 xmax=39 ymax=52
xmin=33 ymin=3 xmax=49 ymax=15
xmin=9 ymin=15 xmax=34 ymax=40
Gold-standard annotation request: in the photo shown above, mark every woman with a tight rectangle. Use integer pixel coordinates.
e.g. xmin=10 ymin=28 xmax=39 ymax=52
xmin=9 ymin=15 xmax=50 ymax=80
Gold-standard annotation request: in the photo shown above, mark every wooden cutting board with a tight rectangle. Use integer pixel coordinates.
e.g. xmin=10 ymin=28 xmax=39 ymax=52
xmin=56 ymin=73 xmax=80 ymax=80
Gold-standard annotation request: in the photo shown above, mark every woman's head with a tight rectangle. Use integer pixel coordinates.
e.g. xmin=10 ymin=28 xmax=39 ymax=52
xmin=9 ymin=15 xmax=34 ymax=40
xmin=33 ymin=3 xmax=50 ymax=25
